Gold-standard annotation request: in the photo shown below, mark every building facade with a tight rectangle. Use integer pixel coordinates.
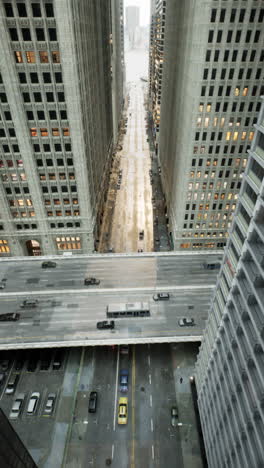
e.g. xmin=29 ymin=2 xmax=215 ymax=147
xmin=125 ymin=5 xmax=139 ymax=50
xmin=158 ymin=0 xmax=263 ymax=250
xmin=195 ymin=97 xmax=264 ymax=467
xmin=0 ymin=0 xmax=123 ymax=257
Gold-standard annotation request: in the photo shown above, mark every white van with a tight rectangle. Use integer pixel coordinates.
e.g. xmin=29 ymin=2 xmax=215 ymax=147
xmin=27 ymin=392 xmax=40 ymax=414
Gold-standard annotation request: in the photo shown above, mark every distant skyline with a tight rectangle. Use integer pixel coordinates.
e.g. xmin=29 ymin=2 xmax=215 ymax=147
xmin=124 ymin=0 xmax=150 ymax=26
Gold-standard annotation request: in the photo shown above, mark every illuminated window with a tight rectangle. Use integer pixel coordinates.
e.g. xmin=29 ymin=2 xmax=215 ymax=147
xmin=197 ymin=171 xmax=201 ymax=178
xmin=14 ymin=51 xmax=23 ymax=63
xmin=63 ymin=128 xmax=70 ymax=136
xmin=233 ymin=132 xmax=238 ymax=141
xmin=241 ymin=131 xmax=247 ymax=140
xmin=249 ymin=131 xmax=254 ymax=141
xmin=206 ymin=159 xmax=211 ymax=167
xmin=201 ymin=193 xmax=205 ymax=200
xmin=236 ymin=118 xmax=241 ymax=127
xmin=204 ymin=117 xmax=209 ymax=128
xmin=190 ymin=171 xmax=195 ymax=178
xmin=26 ymin=199 xmax=32 ymax=206
xmin=226 ymin=131 xmax=231 ymax=141
xmin=235 ymin=158 xmax=240 ymax=167
xmin=56 ymin=236 xmax=81 ymax=250
xmin=59 ymin=173 xmax=66 ymax=180
xmin=214 ymin=193 xmax=219 ymax=200
xmin=199 ymin=103 xmax=204 ymax=112
xmin=30 ymin=128 xmax=37 ymax=136
xmin=17 ymin=199 xmax=24 ymax=206
xmin=180 ymin=243 xmax=191 ymax=248
xmin=211 ymin=171 xmax=215 ymax=178
xmin=242 ymin=87 xmax=248 ymax=96
xmin=195 ymin=183 xmax=199 ymax=189
xmin=52 ymin=128 xmax=59 ymax=136
xmin=200 ymin=146 xmax=205 ymax=154
xmin=188 ymin=183 xmax=193 ymax=190
xmin=194 ymin=193 xmax=198 ymax=200
xmin=40 ymin=128 xmax=48 ymax=137
xmin=234 ymin=86 xmax=240 ymax=96
xmin=39 ymin=51 xmax=49 ymax=63
xmin=0 ymin=239 xmax=10 ymax=253
xmin=72 ymin=199 xmax=78 ymax=205
xmin=213 ymin=117 xmax=218 ymax=127
xmin=206 ymin=103 xmax=211 ymax=112
xmin=49 ymin=174 xmax=56 ymax=180
xmin=74 ymin=210 xmax=80 ymax=216
xmin=242 ymin=158 xmax=247 ymax=167
xmin=213 ymin=159 xmax=217 ymax=166
xmin=197 ymin=117 xmax=202 ymax=127
xmin=193 ymin=146 xmax=198 ymax=154
xmin=52 ymin=51 xmax=60 ymax=63
xmin=26 ymin=51 xmax=36 ymax=63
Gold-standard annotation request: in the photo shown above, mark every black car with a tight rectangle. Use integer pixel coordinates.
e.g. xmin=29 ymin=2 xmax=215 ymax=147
xmin=53 ymin=349 xmax=64 ymax=370
xmin=153 ymin=293 xmax=170 ymax=301
xmin=88 ymin=391 xmax=98 ymax=413
xmin=42 ymin=261 xmax=57 ymax=269
xmin=0 ymin=313 xmax=20 ymax=321
xmin=97 ymin=321 xmax=115 ymax=330
xmin=84 ymin=277 xmax=100 ymax=286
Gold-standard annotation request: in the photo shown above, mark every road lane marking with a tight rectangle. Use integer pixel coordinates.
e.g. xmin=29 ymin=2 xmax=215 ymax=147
xmin=150 ymin=394 xmax=152 ymax=407
xmin=148 ymin=355 xmax=151 ymax=366
xmin=152 ymin=445 xmax=155 ymax=460
xmin=112 ymin=444 xmax=114 ymax=460
xmin=151 ymin=418 xmax=153 ymax=432
xmin=113 ymin=347 xmax=119 ymax=431
xmin=149 ymin=374 xmax=151 ymax=385
xmin=131 ymin=345 xmax=136 ymax=468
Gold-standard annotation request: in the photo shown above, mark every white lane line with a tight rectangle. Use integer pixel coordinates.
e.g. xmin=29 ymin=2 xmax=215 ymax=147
xmin=151 ymin=419 xmax=153 ymax=432
xmin=152 ymin=445 xmax=155 ymax=460
xmin=113 ymin=349 xmax=120 ymax=431
xmin=149 ymin=374 xmax=151 ymax=385
xmin=150 ymin=394 xmax=152 ymax=407
xmin=112 ymin=444 xmax=115 ymax=459
xmin=148 ymin=355 xmax=151 ymax=366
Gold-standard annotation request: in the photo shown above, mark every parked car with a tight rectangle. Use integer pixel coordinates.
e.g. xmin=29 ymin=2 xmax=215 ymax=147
xmin=97 ymin=320 xmax=115 ymax=330
xmin=52 ymin=349 xmax=64 ymax=370
xmin=42 ymin=261 xmax=57 ymax=269
xmin=118 ymin=397 xmax=128 ymax=424
xmin=27 ymin=392 xmax=40 ymax=415
xmin=5 ymin=374 xmax=19 ymax=395
xmin=0 ymin=313 xmax=20 ymax=321
xmin=44 ymin=393 xmax=56 ymax=414
xmin=20 ymin=299 xmax=38 ymax=309
xmin=178 ymin=317 xmax=195 ymax=327
xmin=9 ymin=393 xmax=25 ymax=419
xmin=120 ymin=369 xmax=129 ymax=393
xmin=120 ymin=345 xmax=129 ymax=355
xmin=88 ymin=391 xmax=98 ymax=413
xmin=84 ymin=277 xmax=100 ymax=286
xmin=171 ymin=406 xmax=178 ymax=427
xmin=203 ymin=261 xmax=220 ymax=270
xmin=153 ymin=293 xmax=170 ymax=301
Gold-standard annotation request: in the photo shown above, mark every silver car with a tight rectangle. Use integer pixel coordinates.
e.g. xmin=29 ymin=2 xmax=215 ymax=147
xmin=44 ymin=393 xmax=56 ymax=414
xmin=9 ymin=393 xmax=25 ymax=419
xmin=27 ymin=392 xmax=40 ymax=414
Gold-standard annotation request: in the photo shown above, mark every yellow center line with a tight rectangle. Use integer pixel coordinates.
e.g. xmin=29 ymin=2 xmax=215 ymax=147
xmin=131 ymin=344 xmax=136 ymax=468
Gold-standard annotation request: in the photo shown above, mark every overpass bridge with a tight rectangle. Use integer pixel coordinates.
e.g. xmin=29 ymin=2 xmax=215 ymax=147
xmin=0 ymin=252 xmax=222 ymax=350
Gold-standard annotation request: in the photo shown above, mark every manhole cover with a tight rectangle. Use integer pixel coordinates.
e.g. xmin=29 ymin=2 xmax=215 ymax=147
xmin=27 ymin=278 xmax=39 ymax=284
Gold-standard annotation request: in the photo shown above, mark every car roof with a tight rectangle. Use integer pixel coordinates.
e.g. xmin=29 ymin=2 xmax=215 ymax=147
xmin=119 ymin=397 xmax=127 ymax=404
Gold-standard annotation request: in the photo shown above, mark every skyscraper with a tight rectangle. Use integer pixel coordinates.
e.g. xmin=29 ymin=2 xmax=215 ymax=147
xmin=195 ymin=97 xmax=264 ymax=467
xmin=0 ymin=0 xmax=123 ymax=257
xmin=125 ymin=5 xmax=139 ymax=49
xmin=155 ymin=0 xmax=263 ymax=250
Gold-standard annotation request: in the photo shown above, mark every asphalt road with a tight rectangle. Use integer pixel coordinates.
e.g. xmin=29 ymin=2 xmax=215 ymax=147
xmin=0 ymin=254 xmax=221 ymax=349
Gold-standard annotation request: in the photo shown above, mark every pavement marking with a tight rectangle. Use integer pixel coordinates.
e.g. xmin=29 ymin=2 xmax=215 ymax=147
xmin=113 ymin=347 xmax=120 ymax=431
xmin=131 ymin=345 xmax=136 ymax=468
xmin=151 ymin=418 xmax=153 ymax=432
xmin=150 ymin=394 xmax=152 ymax=407
xmin=149 ymin=374 xmax=152 ymax=385
xmin=152 ymin=445 xmax=155 ymax=460
xmin=148 ymin=355 xmax=151 ymax=366
xmin=112 ymin=444 xmax=114 ymax=460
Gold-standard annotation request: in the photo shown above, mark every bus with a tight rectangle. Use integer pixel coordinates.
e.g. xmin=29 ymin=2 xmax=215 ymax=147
xmin=106 ymin=302 xmax=150 ymax=318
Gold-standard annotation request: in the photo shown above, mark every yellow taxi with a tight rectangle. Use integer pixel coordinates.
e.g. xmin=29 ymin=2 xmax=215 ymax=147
xmin=118 ymin=397 xmax=128 ymax=425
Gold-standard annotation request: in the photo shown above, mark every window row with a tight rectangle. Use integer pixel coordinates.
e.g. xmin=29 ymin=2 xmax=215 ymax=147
xmin=23 ymin=91 xmax=65 ymax=103
xmin=16 ymin=223 xmax=37 ymax=230
xmin=203 ymin=67 xmax=262 ymax=81
xmin=4 ymin=3 xmax=54 ymax=18
xmin=5 ymin=186 xmax=30 ymax=195
xmin=210 ymin=8 xmax=264 ymax=24
xmin=2 ymin=173 xmax=26 ymax=182
xmin=19 ymin=71 xmax=62 ymax=84
xmin=201 ymin=83 xmax=263 ymax=98
xmin=46 ymin=210 xmax=80 ymax=218
xmin=15 ymin=50 xmax=60 ymax=64
xmin=195 ymin=131 xmax=254 ymax=142
xmin=0 ymin=127 xmax=16 ymax=137
xmin=186 ymin=191 xmax=238 ymax=203
xmin=9 ymin=198 xmax=33 ymax=207
xmin=34 ymin=142 xmax=71 ymax=152
xmin=199 ymin=101 xmax=261 ymax=114
xmin=0 ymin=239 xmax=10 ymax=253
xmin=44 ymin=198 xmax=78 ymax=206
xmin=9 ymin=27 xmax=57 ymax=42
xmin=189 ymin=169 xmax=244 ymax=180
xmin=42 ymin=185 xmax=77 ymax=194
xmin=50 ymin=222 xmax=81 ymax=229
xmin=180 ymin=242 xmax=224 ymax=249
xmin=191 ymin=158 xmax=247 ymax=169
xmin=30 ymin=127 xmax=69 ymax=137
xmin=40 ymin=172 xmax=75 ymax=181
xmin=196 ymin=116 xmax=257 ymax=129
xmin=10 ymin=211 xmax=35 ymax=217
xmin=208 ymin=29 xmax=261 ymax=44
xmin=56 ymin=236 xmax=81 ymax=251
xmin=185 ymin=212 xmax=233 ymax=222
xmin=205 ymin=48 xmax=264 ymax=63
xmin=185 ymin=202 xmax=236 ymax=212
xmin=183 ymin=229 xmax=228 ymax=238
xmin=36 ymin=158 xmax=73 ymax=167
xmin=194 ymin=144 xmax=250 ymax=156
xmin=26 ymin=109 xmax=67 ymax=121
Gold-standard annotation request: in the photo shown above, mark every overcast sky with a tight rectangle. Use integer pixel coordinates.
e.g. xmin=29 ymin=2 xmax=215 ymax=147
xmin=124 ymin=0 xmax=150 ymax=26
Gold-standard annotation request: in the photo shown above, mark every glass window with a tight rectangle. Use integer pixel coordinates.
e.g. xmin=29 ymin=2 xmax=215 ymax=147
xmin=4 ymin=3 xmax=14 ymax=17
xmin=32 ymin=3 xmax=41 ymax=17
xmin=22 ymin=28 xmax=31 ymax=41
xmin=9 ymin=28 xmax=18 ymax=41
xmin=39 ymin=51 xmax=49 ymax=63
xmin=26 ymin=51 xmax=35 ymax=63
xmin=17 ymin=3 xmax=27 ymax=17
xmin=35 ymin=28 xmax=45 ymax=41
xmin=52 ymin=51 xmax=60 ymax=63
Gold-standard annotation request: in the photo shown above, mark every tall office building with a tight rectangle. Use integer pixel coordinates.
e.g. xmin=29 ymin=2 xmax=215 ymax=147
xmin=156 ymin=0 xmax=263 ymax=250
xmin=0 ymin=0 xmax=123 ymax=257
xmin=195 ymin=97 xmax=264 ymax=467
xmin=125 ymin=5 xmax=139 ymax=49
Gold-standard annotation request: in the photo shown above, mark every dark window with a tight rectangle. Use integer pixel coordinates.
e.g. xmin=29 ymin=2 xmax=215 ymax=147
xmin=209 ymin=146 xmax=213 ymax=154
xmin=55 ymin=72 xmax=62 ymax=83
xmin=0 ymin=93 xmax=6 ymax=103
xmin=223 ymin=103 xmax=228 ymax=112
xmin=255 ymin=69 xmax=261 ymax=79
xmin=45 ymin=4 xmax=54 ymax=17
xmin=37 ymin=111 xmax=45 ymax=120
xmin=241 ymin=50 xmax=247 ymax=62
xmin=202 ymin=132 xmax=207 ymax=141
xmin=57 ymin=159 xmax=64 ymax=166
xmin=42 ymin=187 xmax=48 ymax=193
xmin=256 ymin=102 xmax=261 ymax=112
xmin=201 ymin=86 xmax=206 ymax=96
xmin=4 ymin=112 xmax=12 ymax=120
xmin=220 ymin=9 xmax=226 ymax=22
xmin=217 ymin=30 xmax=222 ymax=43
xmin=0 ymin=129 xmax=6 ymax=138
xmin=226 ymin=86 xmax=231 ymax=96
xmin=232 ymin=103 xmax=237 ymax=112
xmin=44 ymin=144 xmax=50 ymax=152
xmin=245 ymin=117 xmax=250 ymax=126
xmin=3 ymin=145 xmax=10 ymax=153
xmin=249 ymin=9 xmax=256 ymax=22
xmin=211 ymin=132 xmax=215 ymax=141
xmin=250 ymin=50 xmax=256 ymax=61
xmin=245 ymin=31 xmax=252 ymax=43
xmin=30 ymin=72 xmax=39 ymax=83
xmin=22 ymin=28 xmax=31 ymax=41
xmin=34 ymin=92 xmax=42 ymax=102
xmin=49 ymin=110 xmax=57 ymax=120
xmin=58 ymin=92 xmax=65 ymax=102
xmin=254 ymin=31 xmax=260 ymax=43
xmin=252 ymin=86 xmax=257 ymax=96
xmin=55 ymin=143 xmax=61 ymax=151
xmin=192 ymin=159 xmax=196 ymax=167
xmin=195 ymin=132 xmax=200 ymax=141
xmin=51 ymin=186 xmax=58 ymax=193
xmin=31 ymin=3 xmax=42 ymax=17
xmin=208 ymin=30 xmax=214 ymax=43
xmin=211 ymin=68 xmax=216 ymax=79
xmin=246 ymin=69 xmax=252 ymax=79
xmin=227 ymin=31 xmax=232 ymax=43
xmin=230 ymin=9 xmax=236 ymax=22
xmin=203 ymin=69 xmax=208 ymax=80
xmin=23 ymin=92 xmax=30 ymax=103
xmin=229 ymin=69 xmax=234 ymax=79
xmin=230 ymin=146 xmax=235 ymax=154
xmin=65 ymin=144 xmax=71 ymax=151
xmin=43 ymin=72 xmax=51 ymax=83
xmin=215 ymin=102 xmax=220 ymax=112
xmin=48 ymin=28 xmax=57 ymax=41
xmin=248 ymin=103 xmax=253 ymax=112
xmin=218 ymin=86 xmax=223 ymax=97
xmin=214 ymin=50 xmax=219 ymax=62
xmin=27 ymin=111 xmax=34 ymax=120
xmin=36 ymin=28 xmax=45 ymax=41
xmin=46 ymin=92 xmax=54 ymax=102
xmin=235 ymin=31 xmax=241 ymax=43
xmin=37 ymin=159 xmax=43 ymax=167
xmin=9 ymin=28 xmax=18 ymax=41
xmin=259 ymin=10 xmax=264 ymax=22
xmin=60 ymin=110 xmax=67 ymax=120
xmin=62 ymin=186 xmax=68 ymax=193
xmin=34 ymin=144 xmax=40 ymax=152
xmin=232 ymin=50 xmax=238 ymax=62
xmin=224 ymin=50 xmax=229 ymax=62
xmin=221 ymin=69 xmax=226 ymax=79
xmin=206 ymin=50 xmax=211 ymax=62
xmin=238 ymin=69 xmax=244 ymax=79
xmin=9 ymin=128 xmax=15 ymax=137
xmin=17 ymin=3 xmax=27 ymax=17
xmin=211 ymin=9 xmax=217 ymax=22
xmin=239 ymin=9 xmax=245 ymax=22
xmin=19 ymin=72 xmax=27 ymax=83
xmin=218 ymin=132 xmax=222 ymax=141
xmin=4 ymin=3 xmax=14 ymax=17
